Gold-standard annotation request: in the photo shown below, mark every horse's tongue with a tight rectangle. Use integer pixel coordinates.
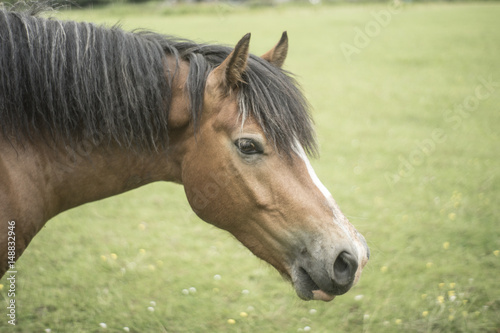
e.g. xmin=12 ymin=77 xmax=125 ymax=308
xmin=312 ymin=290 xmax=336 ymax=302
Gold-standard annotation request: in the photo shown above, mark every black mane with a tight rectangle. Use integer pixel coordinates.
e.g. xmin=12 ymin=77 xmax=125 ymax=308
xmin=0 ymin=6 xmax=317 ymax=156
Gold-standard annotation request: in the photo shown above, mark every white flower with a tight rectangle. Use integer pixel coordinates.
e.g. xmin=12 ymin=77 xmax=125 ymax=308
xmin=99 ymin=323 xmax=107 ymax=329
xmin=304 ymin=326 xmax=311 ymax=331
xmin=242 ymin=289 xmax=250 ymax=295
xmin=123 ymin=327 xmax=130 ymax=332
xmin=44 ymin=329 xmax=52 ymax=333
xmin=189 ymin=287 xmax=197 ymax=294
xmin=309 ymin=309 xmax=317 ymax=315
xmin=214 ymin=274 xmax=221 ymax=280
xmin=150 ymin=301 xmax=156 ymax=307
xmin=354 ymin=295 xmax=364 ymax=301
xmin=148 ymin=306 xmax=155 ymax=312
xmin=182 ymin=289 xmax=189 ymax=295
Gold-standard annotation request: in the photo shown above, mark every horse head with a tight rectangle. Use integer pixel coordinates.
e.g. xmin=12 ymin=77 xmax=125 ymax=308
xmin=170 ymin=33 xmax=370 ymax=301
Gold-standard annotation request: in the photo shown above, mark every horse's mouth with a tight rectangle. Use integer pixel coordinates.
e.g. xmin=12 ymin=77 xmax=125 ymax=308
xmin=290 ymin=267 xmax=337 ymax=302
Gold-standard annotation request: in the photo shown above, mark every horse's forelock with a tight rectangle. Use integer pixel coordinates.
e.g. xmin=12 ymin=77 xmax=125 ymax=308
xmin=175 ymin=41 xmax=318 ymax=157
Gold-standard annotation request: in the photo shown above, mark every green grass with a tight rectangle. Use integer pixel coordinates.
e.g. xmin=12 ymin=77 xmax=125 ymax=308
xmin=1 ymin=2 xmax=500 ymax=332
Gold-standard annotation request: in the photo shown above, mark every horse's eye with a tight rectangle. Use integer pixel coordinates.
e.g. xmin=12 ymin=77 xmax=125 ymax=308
xmin=235 ymin=138 xmax=263 ymax=155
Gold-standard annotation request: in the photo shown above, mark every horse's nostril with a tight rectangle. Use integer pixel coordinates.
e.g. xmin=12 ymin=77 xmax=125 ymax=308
xmin=333 ymin=251 xmax=358 ymax=287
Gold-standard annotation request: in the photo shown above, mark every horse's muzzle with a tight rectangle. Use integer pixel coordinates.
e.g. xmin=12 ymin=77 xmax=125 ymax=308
xmin=291 ymin=246 xmax=364 ymax=302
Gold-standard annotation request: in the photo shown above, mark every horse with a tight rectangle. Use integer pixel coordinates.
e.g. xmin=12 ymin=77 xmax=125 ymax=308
xmin=0 ymin=5 xmax=369 ymax=302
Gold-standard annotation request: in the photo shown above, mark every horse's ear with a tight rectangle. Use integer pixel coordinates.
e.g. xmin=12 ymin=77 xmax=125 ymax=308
xmin=261 ymin=31 xmax=288 ymax=68
xmin=211 ymin=33 xmax=251 ymax=88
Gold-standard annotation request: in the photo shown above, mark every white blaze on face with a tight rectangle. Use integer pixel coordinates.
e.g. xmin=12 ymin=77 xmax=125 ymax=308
xmin=293 ymin=141 xmax=358 ymax=246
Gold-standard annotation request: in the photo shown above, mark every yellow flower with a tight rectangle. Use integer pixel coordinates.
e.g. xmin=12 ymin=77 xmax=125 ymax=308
xmin=422 ymin=311 xmax=429 ymax=317
xmin=139 ymin=249 xmax=146 ymax=254
xmin=100 ymin=255 xmax=107 ymax=261
xmin=380 ymin=266 xmax=388 ymax=273
xmin=437 ymin=296 xmax=445 ymax=304
xmin=138 ymin=223 xmax=146 ymax=230
xmin=426 ymin=262 xmax=433 ymax=268
xmin=395 ymin=319 xmax=402 ymax=325
xmin=448 ymin=290 xmax=455 ymax=297
xmin=438 ymin=283 xmax=445 ymax=289
xmin=227 ymin=319 xmax=236 ymax=324
xmin=148 ymin=264 xmax=155 ymax=271
xmin=448 ymin=213 xmax=456 ymax=220
xmin=448 ymin=315 xmax=454 ymax=321
xmin=239 ymin=312 xmax=248 ymax=318
xmin=443 ymin=242 xmax=450 ymax=250
xmin=494 ymin=250 xmax=499 ymax=257
xmin=449 ymin=282 xmax=456 ymax=289
xmin=0 ymin=284 xmax=3 ymax=290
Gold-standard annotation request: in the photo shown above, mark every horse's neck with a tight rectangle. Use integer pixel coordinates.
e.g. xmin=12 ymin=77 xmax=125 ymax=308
xmin=0 ymin=58 xmax=193 ymax=277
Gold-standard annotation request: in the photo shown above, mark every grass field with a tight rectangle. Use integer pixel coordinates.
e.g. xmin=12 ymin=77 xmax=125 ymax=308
xmin=1 ymin=1 xmax=499 ymax=332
